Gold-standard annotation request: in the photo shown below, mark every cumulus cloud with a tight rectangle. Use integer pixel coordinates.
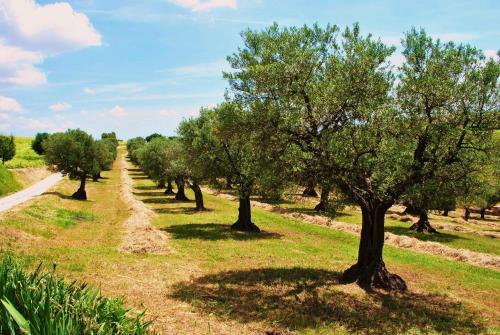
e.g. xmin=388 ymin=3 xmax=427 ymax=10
xmin=110 ymin=105 xmax=127 ymax=116
xmin=0 ymin=96 xmax=23 ymax=113
xmin=49 ymin=102 xmax=72 ymax=112
xmin=170 ymin=0 xmax=237 ymax=12
xmin=0 ymin=0 xmax=101 ymax=86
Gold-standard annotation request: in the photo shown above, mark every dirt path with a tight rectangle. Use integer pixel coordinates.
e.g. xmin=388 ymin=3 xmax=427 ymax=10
xmin=0 ymin=172 xmax=62 ymax=212
xmin=118 ymin=154 xmax=170 ymax=254
xmin=206 ymin=189 xmax=500 ymax=271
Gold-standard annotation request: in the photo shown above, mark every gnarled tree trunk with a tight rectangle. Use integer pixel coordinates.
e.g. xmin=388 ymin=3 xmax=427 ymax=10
xmin=175 ymin=177 xmax=189 ymax=201
xmin=190 ymin=182 xmax=205 ymax=211
xmin=72 ymin=174 xmax=87 ymax=200
xmin=165 ymin=179 xmax=175 ymax=195
xmin=302 ymin=181 xmax=318 ymax=197
xmin=226 ymin=176 xmax=233 ymax=189
xmin=442 ymin=210 xmax=449 ymax=216
xmin=158 ymin=179 xmax=166 ymax=189
xmin=409 ymin=209 xmax=437 ymax=233
xmin=342 ymin=200 xmax=406 ymax=291
xmin=231 ymin=195 xmax=260 ymax=232
xmin=92 ymin=174 xmax=99 ymax=182
xmin=314 ymin=186 xmax=330 ymax=211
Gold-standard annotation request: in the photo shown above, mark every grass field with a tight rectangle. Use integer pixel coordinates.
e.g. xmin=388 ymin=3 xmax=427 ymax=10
xmin=251 ymin=194 xmax=500 ymax=257
xmin=5 ymin=137 xmax=45 ymax=169
xmin=0 ymin=165 xmax=21 ymax=197
xmin=0 ymin=147 xmax=498 ymax=334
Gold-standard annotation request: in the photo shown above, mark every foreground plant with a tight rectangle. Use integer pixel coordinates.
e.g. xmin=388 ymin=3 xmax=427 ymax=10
xmin=0 ymin=255 xmax=152 ymax=334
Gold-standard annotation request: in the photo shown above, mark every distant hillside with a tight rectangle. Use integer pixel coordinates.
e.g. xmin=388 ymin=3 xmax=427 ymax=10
xmin=5 ymin=137 xmax=45 ymax=169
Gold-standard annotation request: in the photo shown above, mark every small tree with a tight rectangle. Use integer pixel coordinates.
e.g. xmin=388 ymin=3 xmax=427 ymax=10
xmin=91 ymin=140 xmax=114 ymax=181
xmin=145 ymin=133 xmax=164 ymax=142
xmin=136 ymin=137 xmax=171 ymax=190
xmin=31 ymin=132 xmax=49 ymax=155
xmin=0 ymin=135 xmax=15 ymax=164
xmin=43 ymin=129 xmax=98 ymax=200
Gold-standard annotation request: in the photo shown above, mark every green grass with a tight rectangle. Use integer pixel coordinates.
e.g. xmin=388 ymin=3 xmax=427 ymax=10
xmin=267 ymin=195 xmax=500 ymax=257
xmin=0 ymin=255 xmax=152 ymax=334
xmin=0 ymin=149 xmax=498 ymax=334
xmin=131 ymin=173 xmax=500 ymax=334
xmin=5 ymin=137 xmax=45 ymax=169
xmin=0 ymin=165 xmax=21 ymax=197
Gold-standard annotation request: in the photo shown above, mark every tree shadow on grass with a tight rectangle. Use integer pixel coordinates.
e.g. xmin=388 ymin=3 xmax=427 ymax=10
xmin=162 ymin=223 xmax=282 ymax=241
xmin=170 ymin=267 xmax=485 ymax=335
xmin=284 ymin=207 xmax=353 ymax=220
xmin=127 ymin=168 xmax=142 ymax=172
xmin=386 ymin=226 xmax=465 ymax=243
xmin=154 ymin=207 xmax=209 ymax=215
xmin=142 ymin=197 xmax=192 ymax=204
xmin=135 ymin=185 xmax=160 ymax=191
xmin=41 ymin=191 xmax=78 ymax=200
xmin=133 ymin=191 xmax=166 ymax=197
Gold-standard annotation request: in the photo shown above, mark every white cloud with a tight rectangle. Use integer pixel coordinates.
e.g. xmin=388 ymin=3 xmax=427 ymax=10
xmin=164 ymin=60 xmax=230 ymax=78
xmin=0 ymin=41 xmax=47 ymax=85
xmin=380 ymin=36 xmax=401 ymax=46
xmin=170 ymin=0 xmax=237 ymax=12
xmin=0 ymin=0 xmax=101 ymax=54
xmin=49 ymin=102 xmax=72 ymax=112
xmin=485 ymin=49 xmax=499 ymax=60
xmin=0 ymin=0 xmax=101 ymax=87
xmin=159 ymin=107 xmax=199 ymax=118
xmin=388 ymin=53 xmax=405 ymax=67
xmin=0 ymin=96 xmax=23 ymax=112
xmin=110 ymin=105 xmax=127 ymax=116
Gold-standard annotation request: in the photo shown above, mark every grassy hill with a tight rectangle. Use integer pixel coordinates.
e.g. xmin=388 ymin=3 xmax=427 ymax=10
xmin=0 ymin=165 xmax=21 ymax=197
xmin=5 ymin=137 xmax=45 ymax=169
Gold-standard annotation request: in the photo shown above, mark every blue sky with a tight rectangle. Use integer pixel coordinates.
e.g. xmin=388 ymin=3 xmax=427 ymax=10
xmin=0 ymin=0 xmax=498 ymax=139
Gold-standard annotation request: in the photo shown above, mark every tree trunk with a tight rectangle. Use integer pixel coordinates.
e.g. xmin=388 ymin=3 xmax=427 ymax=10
xmin=190 ymin=182 xmax=205 ymax=211
xmin=443 ymin=210 xmax=449 ymax=216
xmin=409 ymin=209 xmax=437 ymax=233
xmin=158 ymin=179 xmax=166 ymax=189
xmin=402 ymin=203 xmax=419 ymax=215
xmin=72 ymin=174 xmax=87 ymax=200
xmin=341 ymin=200 xmax=406 ymax=291
xmin=231 ymin=195 xmax=260 ymax=232
xmin=480 ymin=208 xmax=486 ymax=220
xmin=226 ymin=176 xmax=233 ymax=189
xmin=302 ymin=181 xmax=318 ymax=197
xmin=314 ymin=186 xmax=330 ymax=212
xmin=175 ymin=177 xmax=189 ymax=201
xmin=165 ymin=179 xmax=175 ymax=195
xmin=92 ymin=174 xmax=99 ymax=182
xmin=464 ymin=207 xmax=470 ymax=221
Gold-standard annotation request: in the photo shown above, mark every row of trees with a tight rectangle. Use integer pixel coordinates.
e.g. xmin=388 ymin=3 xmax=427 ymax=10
xmin=154 ymin=24 xmax=496 ymax=291
xmin=37 ymin=130 xmax=118 ymax=200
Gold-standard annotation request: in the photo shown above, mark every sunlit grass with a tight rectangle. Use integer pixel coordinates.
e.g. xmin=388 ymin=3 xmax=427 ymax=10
xmin=5 ymin=137 xmax=45 ymax=169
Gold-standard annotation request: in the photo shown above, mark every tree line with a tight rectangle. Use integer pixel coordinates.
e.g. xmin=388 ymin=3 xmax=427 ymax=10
xmin=129 ymin=24 xmax=499 ymax=291
xmin=32 ymin=130 xmax=119 ymax=200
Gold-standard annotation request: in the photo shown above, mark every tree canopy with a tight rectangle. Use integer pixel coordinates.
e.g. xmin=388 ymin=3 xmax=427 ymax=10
xmin=0 ymin=135 xmax=15 ymax=164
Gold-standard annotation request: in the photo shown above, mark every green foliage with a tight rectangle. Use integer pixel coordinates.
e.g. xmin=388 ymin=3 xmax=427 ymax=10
xmin=0 ymin=165 xmax=21 ymax=197
xmin=0 ymin=135 xmax=16 ymax=164
xmin=126 ymin=137 xmax=146 ymax=164
xmin=31 ymin=133 xmax=49 ymax=155
xmin=0 ymin=255 xmax=152 ymax=334
xmin=145 ymin=133 xmax=164 ymax=142
xmin=43 ymin=129 xmax=97 ymax=180
xmin=136 ymin=137 xmax=173 ymax=185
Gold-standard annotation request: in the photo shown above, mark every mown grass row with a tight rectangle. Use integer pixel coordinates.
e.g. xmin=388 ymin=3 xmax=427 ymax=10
xmin=0 ymin=255 xmax=152 ymax=335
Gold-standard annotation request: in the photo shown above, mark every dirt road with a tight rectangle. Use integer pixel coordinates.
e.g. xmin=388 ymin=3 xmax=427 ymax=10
xmin=0 ymin=173 xmax=62 ymax=212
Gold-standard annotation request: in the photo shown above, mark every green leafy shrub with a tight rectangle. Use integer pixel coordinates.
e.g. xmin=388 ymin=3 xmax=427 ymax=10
xmin=0 ymin=255 xmax=153 ymax=334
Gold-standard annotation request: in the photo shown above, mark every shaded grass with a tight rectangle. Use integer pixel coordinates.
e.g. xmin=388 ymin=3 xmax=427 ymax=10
xmin=5 ymin=137 xmax=45 ymax=169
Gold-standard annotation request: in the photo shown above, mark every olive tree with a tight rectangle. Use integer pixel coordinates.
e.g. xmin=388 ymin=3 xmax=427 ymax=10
xmin=226 ymin=24 xmax=499 ymax=290
xmin=0 ymin=135 xmax=15 ymax=164
xmin=126 ymin=137 xmax=146 ymax=164
xmin=136 ymin=137 xmax=172 ymax=191
xmin=31 ymin=132 xmax=49 ymax=155
xmin=43 ymin=129 xmax=98 ymax=200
